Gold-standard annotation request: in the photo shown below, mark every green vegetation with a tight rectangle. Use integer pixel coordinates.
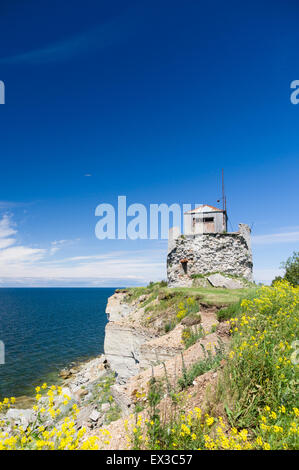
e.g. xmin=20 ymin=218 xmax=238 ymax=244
xmin=178 ymin=341 xmax=225 ymax=389
xmin=216 ymin=289 xmax=258 ymax=322
xmin=190 ymin=273 xmax=206 ymax=279
xmin=2 ymin=278 xmax=298 ymax=450
xmin=124 ymin=280 xmax=256 ymax=333
xmin=96 ymin=375 xmax=116 ymax=405
xmin=176 ymin=297 xmax=199 ymax=321
xmin=173 ymin=286 xmax=255 ymax=305
xmin=123 ymin=281 xmax=168 ymax=304
xmin=181 ymin=324 xmax=204 ymax=349
xmin=95 ymin=375 xmax=121 ymax=424
xmin=217 ymin=281 xmax=299 ymax=429
xmin=127 ymin=281 xmax=299 ymax=451
xmin=143 ymin=290 xmax=201 ymax=330
xmin=272 ymin=251 xmax=299 ymax=287
xmin=216 ymin=300 xmax=243 ymax=322
xmin=164 ymin=320 xmax=176 ymax=333
xmin=105 ymin=403 xmax=122 ymax=425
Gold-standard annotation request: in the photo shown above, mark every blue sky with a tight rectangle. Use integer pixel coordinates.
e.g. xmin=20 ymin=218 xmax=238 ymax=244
xmin=0 ymin=0 xmax=298 ymax=286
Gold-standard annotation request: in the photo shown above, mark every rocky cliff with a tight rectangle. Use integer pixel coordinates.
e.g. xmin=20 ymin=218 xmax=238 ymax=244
xmin=104 ymin=290 xmax=191 ymax=382
xmin=1 ymin=283 xmax=240 ymax=450
xmin=97 ymin=284 xmax=233 ymax=447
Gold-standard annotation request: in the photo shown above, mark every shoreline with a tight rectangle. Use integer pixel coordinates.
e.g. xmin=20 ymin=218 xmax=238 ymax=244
xmin=0 ymin=286 xmax=113 ymax=405
xmin=11 ymin=351 xmax=107 ymax=409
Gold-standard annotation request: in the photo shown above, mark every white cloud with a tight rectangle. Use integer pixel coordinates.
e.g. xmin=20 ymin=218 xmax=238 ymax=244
xmin=0 ymin=215 xmax=46 ymax=266
xmin=0 ymin=252 xmax=165 ymax=286
xmin=0 ymin=238 xmax=15 ymax=250
xmin=0 ymin=245 xmax=46 ymax=263
xmin=50 ymin=240 xmax=69 ymax=255
xmin=252 ymin=231 xmax=299 ymax=245
xmin=0 ymin=214 xmax=17 ymax=238
xmin=0 ymin=215 xmax=166 ymax=286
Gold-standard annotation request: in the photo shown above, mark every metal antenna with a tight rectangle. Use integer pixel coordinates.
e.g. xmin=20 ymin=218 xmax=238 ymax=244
xmin=222 ymin=169 xmax=227 ymax=229
xmin=222 ymin=168 xmax=225 ymax=212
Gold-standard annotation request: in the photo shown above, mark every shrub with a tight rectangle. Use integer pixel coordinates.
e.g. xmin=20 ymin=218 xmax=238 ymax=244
xmin=217 ymin=300 xmax=243 ymax=322
xmin=221 ymin=280 xmax=299 ymax=428
xmin=176 ymin=297 xmax=199 ymax=322
xmin=282 ymin=251 xmax=299 ymax=287
xmin=272 ymin=252 xmax=299 ymax=287
xmin=164 ymin=321 xmax=176 ymax=333
xmin=181 ymin=325 xmax=204 ymax=349
xmin=178 ymin=341 xmax=225 ymax=389
xmin=127 ymin=281 xmax=299 ymax=451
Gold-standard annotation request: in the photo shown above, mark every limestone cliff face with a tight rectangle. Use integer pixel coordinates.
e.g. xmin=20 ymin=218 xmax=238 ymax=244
xmin=104 ymin=292 xmax=185 ymax=382
xmin=104 ymin=321 xmax=152 ymax=382
xmin=104 ymin=292 xmax=154 ymax=382
xmin=105 ymin=292 xmax=133 ymax=322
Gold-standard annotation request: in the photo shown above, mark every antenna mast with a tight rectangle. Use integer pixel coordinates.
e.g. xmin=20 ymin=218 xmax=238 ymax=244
xmin=222 ymin=169 xmax=227 ymax=229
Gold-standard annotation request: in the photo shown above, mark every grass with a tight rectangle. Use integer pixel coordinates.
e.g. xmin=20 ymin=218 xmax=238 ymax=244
xmin=216 ymin=300 xmax=243 ymax=322
xmin=124 ymin=281 xmax=256 ymax=333
xmin=181 ymin=324 xmax=204 ymax=349
xmin=124 ymin=281 xmax=254 ymax=309
xmin=216 ymin=281 xmax=299 ymax=430
xmin=172 ymin=286 xmax=256 ymax=306
xmin=105 ymin=403 xmax=122 ymax=424
xmin=123 ymin=281 xmax=169 ymax=305
xmin=216 ymin=290 xmax=258 ymax=322
xmin=127 ymin=281 xmax=299 ymax=451
xmin=178 ymin=341 xmax=225 ymax=389
xmin=144 ymin=292 xmax=203 ymax=332
xmin=164 ymin=320 xmax=176 ymax=333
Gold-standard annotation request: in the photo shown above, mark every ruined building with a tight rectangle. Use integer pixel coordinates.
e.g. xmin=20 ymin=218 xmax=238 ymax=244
xmin=167 ymin=205 xmax=253 ymax=287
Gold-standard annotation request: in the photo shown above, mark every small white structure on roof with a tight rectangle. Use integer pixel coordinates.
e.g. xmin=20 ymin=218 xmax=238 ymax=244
xmin=184 ymin=204 xmax=227 ymax=235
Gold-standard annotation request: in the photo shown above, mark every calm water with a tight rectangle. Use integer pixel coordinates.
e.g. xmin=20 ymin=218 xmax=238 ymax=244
xmin=0 ymin=288 xmax=115 ymax=399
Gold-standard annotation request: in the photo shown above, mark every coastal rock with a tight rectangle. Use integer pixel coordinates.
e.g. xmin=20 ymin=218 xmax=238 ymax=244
xmin=110 ymin=384 xmax=133 ymax=414
xmin=104 ymin=322 xmax=154 ymax=381
xmin=59 ymin=369 xmax=72 ymax=379
xmin=55 ymin=387 xmax=78 ymax=414
xmin=101 ymin=403 xmax=110 ymax=412
xmin=207 ymin=273 xmax=245 ymax=289
xmin=139 ymin=324 xmax=185 ymax=370
xmin=6 ymin=409 xmax=36 ymax=430
xmin=105 ymin=293 xmax=133 ymax=322
xmin=74 ymin=388 xmax=88 ymax=400
xmin=89 ymin=409 xmax=101 ymax=422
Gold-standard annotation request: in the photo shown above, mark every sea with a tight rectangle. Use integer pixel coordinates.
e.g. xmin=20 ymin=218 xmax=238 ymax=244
xmin=0 ymin=288 xmax=115 ymax=400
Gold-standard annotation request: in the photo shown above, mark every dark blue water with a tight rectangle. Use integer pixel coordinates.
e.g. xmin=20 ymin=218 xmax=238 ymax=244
xmin=0 ymin=288 xmax=115 ymax=399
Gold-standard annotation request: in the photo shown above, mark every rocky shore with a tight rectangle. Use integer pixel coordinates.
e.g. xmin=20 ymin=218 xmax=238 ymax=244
xmin=1 ymin=281 xmax=238 ymax=448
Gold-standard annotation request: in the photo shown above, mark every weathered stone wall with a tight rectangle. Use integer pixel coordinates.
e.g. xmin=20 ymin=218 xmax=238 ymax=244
xmin=167 ymin=223 xmax=253 ymax=287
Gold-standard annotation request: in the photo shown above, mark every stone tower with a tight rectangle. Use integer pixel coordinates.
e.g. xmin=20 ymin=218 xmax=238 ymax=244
xmin=167 ymin=205 xmax=253 ymax=287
